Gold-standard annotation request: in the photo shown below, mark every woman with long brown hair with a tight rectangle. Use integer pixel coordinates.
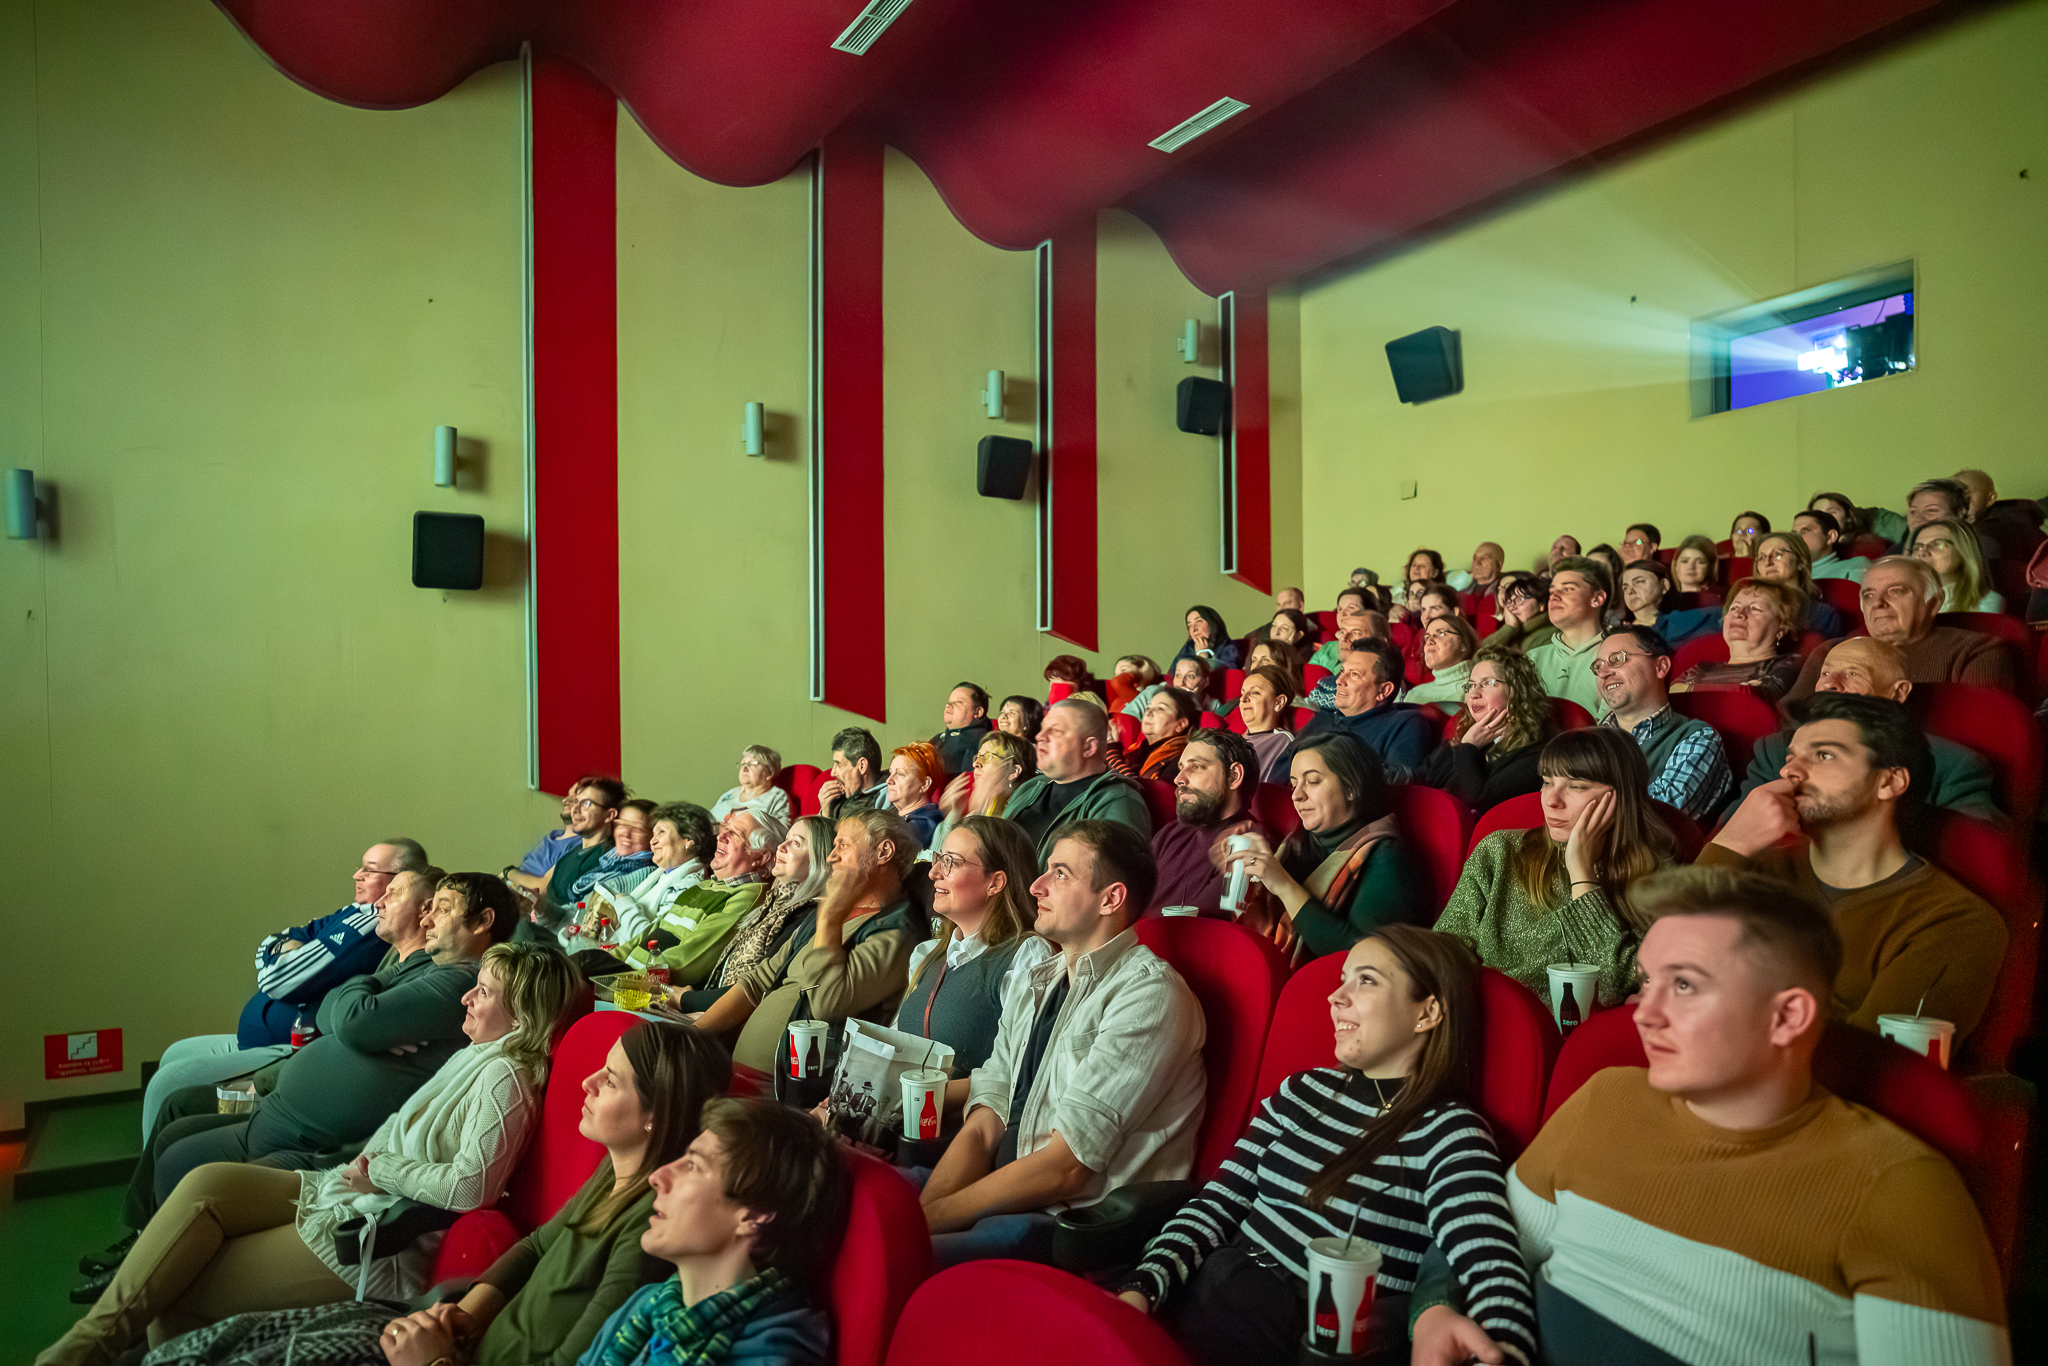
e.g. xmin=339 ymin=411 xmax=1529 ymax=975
xmin=1416 ymin=646 xmax=1556 ymax=815
xmin=1116 ymin=927 xmax=1536 ymax=1366
xmin=1435 ymin=729 xmax=1677 ymax=1010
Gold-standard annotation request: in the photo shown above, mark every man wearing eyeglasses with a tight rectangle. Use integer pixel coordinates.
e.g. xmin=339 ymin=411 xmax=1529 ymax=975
xmin=1593 ymin=625 xmax=1734 ymax=821
xmin=1783 ymin=556 xmax=2022 ymax=704
xmin=530 ymin=776 xmax=626 ymax=924
xmin=1619 ymin=522 xmax=1661 ymax=565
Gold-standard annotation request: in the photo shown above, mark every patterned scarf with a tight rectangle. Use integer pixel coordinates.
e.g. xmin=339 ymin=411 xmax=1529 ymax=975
xmin=594 ymin=1269 xmax=787 ymax=1366
xmin=572 ymin=848 xmax=656 ymax=899
xmin=706 ymin=881 xmax=815 ymax=987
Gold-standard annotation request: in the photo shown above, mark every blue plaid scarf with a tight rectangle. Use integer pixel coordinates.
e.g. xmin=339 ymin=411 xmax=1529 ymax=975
xmin=571 ymin=848 xmax=655 ymax=899
xmin=592 ymin=1269 xmax=788 ymax=1366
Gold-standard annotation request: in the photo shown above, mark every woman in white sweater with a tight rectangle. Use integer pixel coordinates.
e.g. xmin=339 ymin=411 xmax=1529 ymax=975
xmin=40 ymin=942 xmax=583 ymax=1366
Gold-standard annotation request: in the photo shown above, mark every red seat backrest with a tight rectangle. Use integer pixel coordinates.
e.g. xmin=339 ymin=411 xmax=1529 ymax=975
xmin=1907 ymin=683 xmax=2042 ymax=819
xmin=1723 ymin=555 xmax=1753 ymax=584
xmin=1315 ymin=610 xmax=1337 ymax=635
xmin=1549 ymin=697 xmax=1595 ymax=732
xmin=1303 ymin=663 xmax=1331 ymax=691
xmin=832 ymin=1149 xmax=933 ymax=1366
xmin=1935 ymin=611 xmax=2034 ymax=693
xmin=1198 ymin=710 xmax=1223 ymax=729
xmin=1222 ymin=668 xmax=1246 ymax=701
xmin=1251 ymin=780 xmax=1300 ymax=838
xmin=1467 ymin=793 xmax=1702 ymax=861
xmin=1670 ymin=633 xmax=1730 ymax=680
xmin=1927 ymin=812 xmax=2039 ymax=1075
xmin=1110 ymin=711 xmax=1141 ymax=752
xmin=1139 ymin=777 xmax=1179 ymax=831
xmin=1292 ymin=705 xmax=1318 ymax=732
xmin=1255 ymin=954 xmax=1558 ymax=1160
xmin=1670 ymin=689 xmax=1781 ymax=780
xmin=884 ymin=1261 xmax=1194 ymax=1366
xmin=780 ymin=764 xmax=827 ymax=818
xmin=1133 ymin=917 xmax=1290 ymax=1181
xmin=1541 ymin=1006 xmax=2023 ymax=1282
xmin=1845 ymin=534 xmax=1891 ymax=561
xmin=1816 ymin=577 xmax=1863 ymax=615
xmin=1225 ymin=707 xmax=1248 ymax=735
xmin=1385 ymin=782 xmax=1472 ymax=913
xmin=507 ymin=1010 xmax=640 ymax=1228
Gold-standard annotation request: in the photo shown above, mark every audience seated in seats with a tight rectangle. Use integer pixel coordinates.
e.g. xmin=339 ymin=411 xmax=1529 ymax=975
xmin=885 ymin=742 xmax=949 ymax=850
xmin=1902 ymin=476 xmax=1986 ymax=554
xmin=1741 ymin=639 xmax=2002 ymax=821
xmin=1068 ymin=691 xmax=1139 ymax=778
xmin=1417 ymin=647 xmax=1557 ymax=815
xmin=1126 ymin=655 xmax=1233 ymax=721
xmin=1527 ymin=558 xmax=1612 ymax=718
xmin=1399 ymin=583 xmax=1462 ymax=682
xmin=1002 ymin=698 xmax=1151 ymax=860
xmin=1404 ymin=615 xmax=1480 ymax=714
xmin=1282 ymin=638 xmax=1439 ymax=784
xmin=1436 ymin=729 xmax=1675 ymax=1011
xmin=141 ymin=840 xmax=431 ymax=1140
xmin=521 ymin=779 xmax=625 ymax=935
xmin=928 ymin=730 xmax=1034 ymax=856
xmin=567 ymin=801 xmax=713 ymax=955
xmin=1401 ymin=547 xmax=1447 ymax=598
xmin=512 ymin=788 xmax=584 ymax=885
xmin=710 ymin=745 xmax=794 ymax=826
xmin=1043 ymin=653 xmax=1097 ymax=700
xmin=917 ymin=822 xmax=1205 ymax=1270
xmin=1728 ymin=510 xmax=1769 ymax=561
xmin=1787 ymin=557 xmax=2021 ymax=701
xmin=1584 ymin=544 xmax=1626 ymax=593
xmin=1480 ymin=573 xmax=1555 ymax=653
xmin=1303 ymin=610 xmax=1387 ymax=712
xmin=107 ymin=873 xmax=514 ymax=1272
xmin=1699 ymin=693 xmax=2006 ymax=1041
xmin=1668 ymin=535 xmax=1721 ymax=601
xmin=1308 ymin=587 xmax=1374 ymax=673
xmin=1276 ymin=585 xmax=1309 ymax=615
xmin=1105 ymin=656 xmax=1162 ymax=713
xmin=995 ymin=693 xmax=1044 ymax=746
xmin=1134 ymin=687 xmax=1199 ymax=782
xmin=1543 ymin=534 xmax=1582 ymax=574
xmin=1459 ymin=540 xmax=1506 ymax=601
xmin=1911 ymin=517 xmax=2004 ymax=614
xmin=895 ymin=817 xmax=1053 ymax=1087
xmin=44 ymin=943 xmax=583 ymax=1366
xmin=1174 ymin=604 xmax=1240 ymax=670
xmin=1148 ymin=730 xmax=1269 ymax=917
xmin=1593 ymin=625 xmax=1736 ymax=822
xmin=1236 ymin=665 xmax=1299 ymax=783
xmin=571 ymin=1098 xmax=851 ymax=1366
xmin=1809 ymin=490 xmax=1878 ymax=549
xmin=613 ymin=809 xmax=784 ymax=980
xmin=931 ymin=681 xmax=995 ymax=776
xmin=565 ymin=798 xmax=658 ymax=910
xmin=1954 ymin=466 xmax=2045 ymax=566
xmin=817 ymin=727 xmax=888 ymax=822
xmin=691 ymin=810 xmax=924 ymax=1076
xmin=151 ymin=1021 xmax=732 ymax=1366
xmin=1615 ymin=556 xmax=1671 ymax=633
xmin=1229 ymin=733 xmax=1425 ymax=965
xmin=1267 ymin=607 xmax=1314 ymax=653
xmin=1118 ymin=927 xmax=1538 ymax=1366
xmin=1243 ymin=636 xmax=1304 ymax=683
xmin=667 ymin=817 xmax=834 ymax=1012
xmin=1671 ymin=578 xmax=1806 ymax=705
xmin=1425 ymin=867 xmax=2008 ymax=1366
xmin=1750 ymin=531 xmax=1849 ymax=636
xmin=1796 ymin=507 xmax=1871 ymax=584
xmin=1620 ymin=522 xmax=1661 ymax=565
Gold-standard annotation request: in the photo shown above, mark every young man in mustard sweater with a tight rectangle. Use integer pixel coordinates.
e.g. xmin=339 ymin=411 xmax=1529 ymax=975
xmin=1413 ymin=865 xmax=2008 ymax=1366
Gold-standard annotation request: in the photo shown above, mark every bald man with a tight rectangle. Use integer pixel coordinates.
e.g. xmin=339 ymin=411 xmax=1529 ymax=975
xmin=1784 ymin=557 xmax=2021 ymax=703
xmin=1002 ymin=698 xmax=1152 ymax=859
xmin=1954 ymin=466 xmax=2046 ymax=568
xmin=1741 ymin=637 xmax=2000 ymax=819
xmin=1448 ymin=541 xmax=1504 ymax=599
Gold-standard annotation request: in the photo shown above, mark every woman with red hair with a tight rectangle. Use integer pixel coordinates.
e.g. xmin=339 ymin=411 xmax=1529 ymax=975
xmin=887 ymin=742 xmax=949 ymax=850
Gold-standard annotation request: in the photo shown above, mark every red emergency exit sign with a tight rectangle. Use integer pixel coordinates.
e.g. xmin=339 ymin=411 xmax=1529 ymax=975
xmin=44 ymin=1029 xmax=123 ymax=1080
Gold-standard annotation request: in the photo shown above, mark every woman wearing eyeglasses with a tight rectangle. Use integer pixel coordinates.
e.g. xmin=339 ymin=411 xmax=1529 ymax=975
xmin=1750 ymin=531 xmax=1848 ymax=636
xmin=1478 ymin=573 xmax=1557 ymax=652
xmin=1402 ymin=617 xmax=1480 ymax=715
xmin=894 ymin=817 xmax=1050 ymax=1089
xmin=926 ymin=731 xmax=1034 ymax=859
xmin=1910 ymin=517 xmax=2004 ymax=613
xmin=1670 ymin=578 xmax=1806 ymax=704
xmin=1416 ymin=647 xmax=1556 ymax=814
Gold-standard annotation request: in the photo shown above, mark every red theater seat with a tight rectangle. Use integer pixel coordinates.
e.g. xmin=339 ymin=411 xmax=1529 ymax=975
xmin=1315 ymin=610 xmax=1337 ymax=636
xmin=1541 ymin=1006 xmax=2027 ymax=1283
xmin=1225 ymin=708 xmax=1248 ymax=735
xmin=1134 ymin=917 xmax=1290 ymax=1181
xmin=1111 ymin=711 xmax=1141 ymax=752
xmin=1670 ymin=633 xmax=1729 ymax=680
xmin=833 ymin=1150 xmax=933 ymax=1366
xmin=1926 ymin=812 xmax=2039 ymax=1075
xmin=885 ymin=1261 xmax=1193 ymax=1366
xmin=1140 ymin=778 xmax=1179 ymax=831
xmin=1222 ymin=667 xmax=1245 ymax=700
xmin=1252 ymin=781 xmax=1300 ymax=839
xmin=1256 ymin=954 xmax=1558 ymax=1160
xmin=1386 ymin=782 xmax=1471 ymax=913
xmin=1935 ymin=611 xmax=2034 ymax=694
xmin=779 ymin=764 xmax=828 ymax=818
xmin=1816 ymin=577 xmax=1863 ymax=617
xmin=1906 ymin=683 xmax=2042 ymax=819
xmin=1198 ymin=710 xmax=1222 ymax=729
xmin=1467 ymin=793 xmax=1703 ymax=862
xmin=1549 ymin=697 xmax=1596 ymax=732
xmin=1292 ymin=705 xmax=1318 ymax=731
xmin=1670 ymin=690 xmax=1780 ymax=784
xmin=1303 ymin=663 xmax=1331 ymax=691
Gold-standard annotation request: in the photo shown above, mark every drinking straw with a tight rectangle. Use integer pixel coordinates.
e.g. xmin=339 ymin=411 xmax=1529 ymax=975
xmin=1915 ymin=964 xmax=1947 ymax=1019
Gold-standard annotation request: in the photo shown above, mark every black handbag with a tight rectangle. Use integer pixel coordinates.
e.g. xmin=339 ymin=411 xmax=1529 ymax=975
xmin=330 ymin=1199 xmax=459 ymax=1266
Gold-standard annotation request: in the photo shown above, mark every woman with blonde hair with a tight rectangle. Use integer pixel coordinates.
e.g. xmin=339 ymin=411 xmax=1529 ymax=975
xmin=1668 ymin=534 xmax=1720 ymax=599
xmin=1434 ymin=729 xmax=1677 ymax=1010
xmin=1750 ymin=530 xmax=1848 ymax=635
xmin=43 ymin=942 xmax=584 ymax=1366
xmin=1671 ymin=577 xmax=1806 ymax=703
xmin=1910 ymin=516 xmax=2003 ymax=613
xmin=1417 ymin=647 xmax=1556 ymax=813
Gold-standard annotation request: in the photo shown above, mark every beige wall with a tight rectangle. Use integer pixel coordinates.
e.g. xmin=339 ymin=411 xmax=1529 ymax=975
xmin=1299 ymin=1 xmax=2048 ymax=596
xmin=0 ymin=0 xmax=546 ymax=1126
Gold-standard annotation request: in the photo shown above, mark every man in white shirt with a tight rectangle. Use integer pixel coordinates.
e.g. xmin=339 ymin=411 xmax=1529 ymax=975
xmin=918 ymin=820 xmax=1207 ymax=1269
xmin=1527 ymin=558 xmax=1611 ymax=717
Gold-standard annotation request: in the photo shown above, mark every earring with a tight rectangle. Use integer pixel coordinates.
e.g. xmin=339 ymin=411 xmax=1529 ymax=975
xmin=644 ymin=1122 xmax=653 ymax=1131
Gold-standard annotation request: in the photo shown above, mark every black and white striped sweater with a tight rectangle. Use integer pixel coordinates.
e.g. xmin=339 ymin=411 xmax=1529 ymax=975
xmin=1125 ymin=1068 xmax=1537 ymax=1363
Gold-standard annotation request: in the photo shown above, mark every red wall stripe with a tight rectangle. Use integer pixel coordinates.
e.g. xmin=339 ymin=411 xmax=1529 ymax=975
xmin=1047 ymin=220 xmax=1098 ymax=650
xmin=1230 ymin=292 xmax=1271 ymax=595
xmin=816 ymin=135 xmax=888 ymax=722
xmin=530 ymin=55 xmax=621 ymax=793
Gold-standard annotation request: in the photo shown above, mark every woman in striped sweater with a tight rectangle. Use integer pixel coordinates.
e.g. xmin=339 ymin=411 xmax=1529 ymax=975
xmin=1116 ymin=926 xmax=1537 ymax=1366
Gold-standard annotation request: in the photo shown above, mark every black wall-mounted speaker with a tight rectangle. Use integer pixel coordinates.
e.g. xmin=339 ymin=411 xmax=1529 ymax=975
xmin=412 ymin=511 xmax=486 ymax=590
xmin=976 ymin=436 xmax=1035 ymax=499
xmin=1176 ymin=376 xmax=1231 ymax=435
xmin=1385 ymin=326 xmax=1464 ymax=404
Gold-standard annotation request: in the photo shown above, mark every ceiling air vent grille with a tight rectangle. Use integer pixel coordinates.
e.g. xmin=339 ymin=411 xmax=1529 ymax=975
xmin=831 ymin=0 xmax=915 ymax=56
xmin=1149 ymin=97 xmax=1250 ymax=153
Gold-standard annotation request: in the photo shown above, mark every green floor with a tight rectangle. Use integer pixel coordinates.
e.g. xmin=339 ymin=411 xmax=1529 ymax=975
xmin=0 ymin=1148 xmax=127 ymax=1364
